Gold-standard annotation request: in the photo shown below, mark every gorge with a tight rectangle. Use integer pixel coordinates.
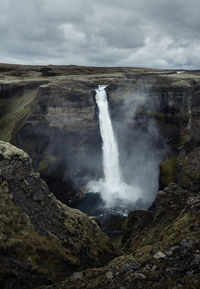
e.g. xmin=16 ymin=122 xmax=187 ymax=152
xmin=88 ymin=85 xmax=151 ymax=212
xmin=0 ymin=64 xmax=200 ymax=289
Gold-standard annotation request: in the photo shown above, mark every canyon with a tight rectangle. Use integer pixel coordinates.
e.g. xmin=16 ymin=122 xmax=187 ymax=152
xmin=0 ymin=64 xmax=200 ymax=288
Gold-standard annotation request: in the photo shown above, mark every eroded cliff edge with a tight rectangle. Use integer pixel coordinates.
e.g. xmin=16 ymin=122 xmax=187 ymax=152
xmin=0 ymin=143 xmax=199 ymax=289
xmin=0 ymin=141 xmax=114 ymax=289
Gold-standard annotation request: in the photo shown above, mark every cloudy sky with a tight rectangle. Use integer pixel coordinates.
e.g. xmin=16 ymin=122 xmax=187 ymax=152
xmin=0 ymin=0 xmax=199 ymax=68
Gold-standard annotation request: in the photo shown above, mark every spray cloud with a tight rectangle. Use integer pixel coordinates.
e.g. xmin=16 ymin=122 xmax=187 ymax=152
xmin=88 ymin=84 xmax=163 ymax=210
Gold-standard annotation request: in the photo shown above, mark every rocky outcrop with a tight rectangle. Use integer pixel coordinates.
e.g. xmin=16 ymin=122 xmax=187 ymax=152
xmin=159 ymin=133 xmax=200 ymax=190
xmin=177 ymin=147 xmax=200 ymax=191
xmin=0 ymin=141 xmax=114 ymax=288
xmin=0 ymin=179 xmax=73 ymax=289
xmin=41 ymin=183 xmax=200 ymax=289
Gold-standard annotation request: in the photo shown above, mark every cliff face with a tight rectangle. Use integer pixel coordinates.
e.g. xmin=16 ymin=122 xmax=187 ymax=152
xmin=0 ymin=141 xmax=114 ymax=289
xmin=0 ymin=179 xmax=73 ymax=289
xmin=15 ymin=81 xmax=102 ymax=204
xmin=1 ymin=65 xmax=200 ymax=289
xmin=0 ymin=144 xmax=199 ymax=289
xmin=1 ymin=65 xmax=200 ymax=205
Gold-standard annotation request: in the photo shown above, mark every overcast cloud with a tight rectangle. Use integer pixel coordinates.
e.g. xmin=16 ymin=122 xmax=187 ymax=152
xmin=0 ymin=0 xmax=199 ymax=68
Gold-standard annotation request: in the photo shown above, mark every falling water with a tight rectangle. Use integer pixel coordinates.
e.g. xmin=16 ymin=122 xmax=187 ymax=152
xmin=88 ymin=85 xmax=142 ymax=208
xmin=96 ymin=85 xmax=122 ymax=191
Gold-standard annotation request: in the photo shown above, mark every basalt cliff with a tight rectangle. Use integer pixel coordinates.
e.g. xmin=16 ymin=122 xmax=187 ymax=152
xmin=0 ymin=64 xmax=200 ymax=288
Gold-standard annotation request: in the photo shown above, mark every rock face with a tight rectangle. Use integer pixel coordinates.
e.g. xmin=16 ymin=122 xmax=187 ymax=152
xmin=0 ymin=179 xmax=72 ymax=289
xmin=41 ymin=183 xmax=200 ymax=289
xmin=1 ymin=65 xmax=200 ymax=205
xmin=16 ymin=81 xmax=102 ymax=205
xmin=0 ymin=141 xmax=114 ymax=288
xmin=1 ymin=65 xmax=200 ymax=288
xmin=15 ymin=71 xmax=200 ymax=205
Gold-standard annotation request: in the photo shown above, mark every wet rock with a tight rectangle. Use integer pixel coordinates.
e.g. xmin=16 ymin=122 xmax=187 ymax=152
xmin=98 ymin=212 xmax=127 ymax=237
xmin=122 ymin=210 xmax=154 ymax=245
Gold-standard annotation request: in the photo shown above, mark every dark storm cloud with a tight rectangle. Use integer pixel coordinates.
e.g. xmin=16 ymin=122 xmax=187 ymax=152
xmin=0 ymin=0 xmax=199 ymax=68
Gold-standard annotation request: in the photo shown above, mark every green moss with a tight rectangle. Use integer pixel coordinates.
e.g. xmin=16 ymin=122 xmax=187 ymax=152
xmin=0 ymin=88 xmax=38 ymax=142
xmin=160 ymin=155 xmax=178 ymax=186
xmin=179 ymin=172 xmax=192 ymax=187
xmin=0 ymin=180 xmax=76 ymax=286
xmin=155 ymin=76 xmax=172 ymax=87
xmin=179 ymin=167 xmax=200 ymax=189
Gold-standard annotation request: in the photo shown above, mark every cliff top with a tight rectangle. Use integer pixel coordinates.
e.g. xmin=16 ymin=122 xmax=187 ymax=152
xmin=0 ymin=63 xmax=200 ymax=85
xmin=0 ymin=140 xmax=29 ymax=159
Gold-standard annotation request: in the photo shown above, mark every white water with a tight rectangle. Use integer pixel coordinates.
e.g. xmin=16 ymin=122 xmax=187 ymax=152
xmin=96 ymin=85 xmax=122 ymax=191
xmin=88 ymin=85 xmax=142 ymax=208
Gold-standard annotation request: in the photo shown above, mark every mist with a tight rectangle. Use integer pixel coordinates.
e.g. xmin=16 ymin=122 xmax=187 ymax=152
xmin=87 ymin=86 xmax=164 ymax=211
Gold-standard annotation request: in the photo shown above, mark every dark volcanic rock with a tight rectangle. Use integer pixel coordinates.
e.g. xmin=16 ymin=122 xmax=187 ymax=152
xmin=15 ymin=81 xmax=103 ymax=205
xmin=40 ymin=182 xmax=200 ymax=289
xmin=1 ymin=66 xmax=200 ymax=206
xmin=0 ymin=179 xmax=73 ymax=289
xmin=0 ymin=141 xmax=114 ymax=275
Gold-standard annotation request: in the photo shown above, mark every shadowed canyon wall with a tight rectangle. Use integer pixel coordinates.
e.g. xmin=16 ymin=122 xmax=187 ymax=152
xmin=1 ymin=65 xmax=200 ymax=207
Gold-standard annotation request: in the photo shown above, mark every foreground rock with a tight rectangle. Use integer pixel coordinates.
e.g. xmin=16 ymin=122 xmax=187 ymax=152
xmin=40 ymin=183 xmax=200 ymax=289
xmin=0 ymin=180 xmax=70 ymax=289
xmin=0 ymin=141 xmax=114 ymax=288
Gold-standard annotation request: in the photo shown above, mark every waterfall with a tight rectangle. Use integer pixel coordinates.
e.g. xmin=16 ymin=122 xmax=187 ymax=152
xmin=95 ymin=85 xmax=122 ymax=193
xmin=88 ymin=85 xmax=142 ymax=208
